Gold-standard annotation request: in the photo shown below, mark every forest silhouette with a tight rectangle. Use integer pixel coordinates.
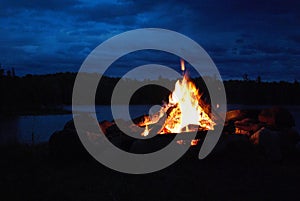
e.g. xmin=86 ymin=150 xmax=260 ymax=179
xmin=0 ymin=71 xmax=299 ymax=115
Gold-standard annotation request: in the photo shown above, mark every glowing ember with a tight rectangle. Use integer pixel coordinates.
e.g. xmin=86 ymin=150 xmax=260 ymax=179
xmin=176 ymin=139 xmax=200 ymax=146
xmin=180 ymin=58 xmax=185 ymax=72
xmin=141 ymin=124 xmax=151 ymax=136
xmin=191 ymin=139 xmax=199 ymax=146
xmin=139 ymin=59 xmax=215 ymax=136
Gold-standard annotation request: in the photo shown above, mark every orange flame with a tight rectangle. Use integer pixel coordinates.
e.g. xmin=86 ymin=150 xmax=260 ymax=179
xmin=180 ymin=59 xmax=185 ymax=72
xmin=139 ymin=60 xmax=215 ymax=136
xmin=141 ymin=124 xmax=150 ymax=136
xmin=160 ymin=74 xmax=215 ymax=134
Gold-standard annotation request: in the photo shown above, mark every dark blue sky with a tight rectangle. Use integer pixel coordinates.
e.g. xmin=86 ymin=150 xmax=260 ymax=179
xmin=0 ymin=0 xmax=299 ymax=81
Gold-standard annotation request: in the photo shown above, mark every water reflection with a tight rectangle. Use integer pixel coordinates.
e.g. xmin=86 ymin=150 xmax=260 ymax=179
xmin=0 ymin=105 xmax=299 ymax=144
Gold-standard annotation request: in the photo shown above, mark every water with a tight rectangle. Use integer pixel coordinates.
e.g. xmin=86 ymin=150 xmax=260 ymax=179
xmin=0 ymin=105 xmax=153 ymax=144
xmin=0 ymin=105 xmax=300 ymax=144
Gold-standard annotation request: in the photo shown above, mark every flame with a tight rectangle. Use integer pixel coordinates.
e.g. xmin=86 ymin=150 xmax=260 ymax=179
xmin=160 ymin=74 xmax=215 ymax=133
xmin=180 ymin=59 xmax=185 ymax=71
xmin=141 ymin=124 xmax=151 ymax=136
xmin=191 ymin=139 xmax=199 ymax=146
xmin=139 ymin=60 xmax=215 ymax=136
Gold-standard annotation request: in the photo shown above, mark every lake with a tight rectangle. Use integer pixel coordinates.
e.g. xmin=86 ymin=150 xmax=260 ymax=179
xmin=1 ymin=104 xmax=300 ymax=144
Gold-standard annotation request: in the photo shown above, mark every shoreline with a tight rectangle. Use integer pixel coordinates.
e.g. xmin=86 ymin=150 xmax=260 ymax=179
xmin=3 ymin=103 xmax=300 ymax=117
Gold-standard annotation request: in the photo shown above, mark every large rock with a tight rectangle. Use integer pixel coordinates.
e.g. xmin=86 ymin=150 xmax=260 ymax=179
xmin=49 ymin=116 xmax=109 ymax=162
xmin=258 ymin=107 xmax=295 ymax=129
xmin=225 ymin=107 xmax=299 ymax=160
xmin=49 ymin=125 xmax=89 ymax=162
xmin=226 ymin=109 xmax=260 ymax=122
xmin=250 ymin=127 xmax=282 ymax=161
xmin=250 ymin=126 xmax=300 ymax=161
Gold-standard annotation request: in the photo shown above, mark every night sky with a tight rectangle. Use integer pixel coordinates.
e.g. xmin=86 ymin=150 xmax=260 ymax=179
xmin=1 ymin=0 xmax=300 ymax=81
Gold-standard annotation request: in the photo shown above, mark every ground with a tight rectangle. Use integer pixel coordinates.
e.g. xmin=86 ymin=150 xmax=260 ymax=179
xmin=1 ymin=143 xmax=300 ymax=201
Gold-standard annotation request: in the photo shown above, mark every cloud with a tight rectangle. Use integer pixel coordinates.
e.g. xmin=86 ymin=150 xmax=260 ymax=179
xmin=70 ymin=2 xmax=138 ymax=23
xmin=288 ymin=35 xmax=300 ymax=44
xmin=0 ymin=0 xmax=299 ymax=81
xmin=0 ymin=0 xmax=80 ymax=11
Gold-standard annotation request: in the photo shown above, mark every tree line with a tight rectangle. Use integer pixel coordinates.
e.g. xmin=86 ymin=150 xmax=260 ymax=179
xmin=0 ymin=72 xmax=299 ymax=115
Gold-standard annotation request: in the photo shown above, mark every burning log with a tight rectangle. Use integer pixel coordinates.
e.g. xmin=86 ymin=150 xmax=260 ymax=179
xmin=99 ymin=120 xmax=114 ymax=135
xmin=141 ymin=113 xmax=167 ymax=137
xmin=136 ymin=73 xmax=215 ymax=136
xmin=234 ymin=118 xmax=261 ymax=135
xmin=103 ymin=60 xmax=219 ymax=153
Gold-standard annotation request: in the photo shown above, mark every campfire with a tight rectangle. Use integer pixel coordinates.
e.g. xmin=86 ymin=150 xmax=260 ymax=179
xmin=52 ymin=60 xmax=300 ymax=161
xmin=51 ymin=58 xmax=300 ymax=161
xmin=137 ymin=59 xmax=215 ymax=142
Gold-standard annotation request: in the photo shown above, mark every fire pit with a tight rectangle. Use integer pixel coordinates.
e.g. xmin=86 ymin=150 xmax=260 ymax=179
xmin=50 ymin=60 xmax=300 ymax=162
xmin=97 ymin=60 xmax=225 ymax=156
xmin=130 ymin=59 xmax=216 ymax=139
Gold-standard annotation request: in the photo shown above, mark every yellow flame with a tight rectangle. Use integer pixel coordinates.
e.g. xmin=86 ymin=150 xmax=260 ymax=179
xmin=139 ymin=60 xmax=215 ymax=136
xmin=160 ymin=74 xmax=215 ymax=133
xmin=180 ymin=59 xmax=185 ymax=72
xmin=141 ymin=124 xmax=150 ymax=136
xmin=191 ymin=139 xmax=199 ymax=146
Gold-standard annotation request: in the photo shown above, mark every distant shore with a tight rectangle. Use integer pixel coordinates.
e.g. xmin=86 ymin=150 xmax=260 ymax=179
xmin=1 ymin=72 xmax=300 ymax=116
xmin=0 ymin=107 xmax=72 ymax=116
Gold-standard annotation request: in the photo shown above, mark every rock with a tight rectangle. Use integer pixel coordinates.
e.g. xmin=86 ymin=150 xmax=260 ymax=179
xmin=49 ymin=128 xmax=89 ymax=162
xmin=226 ymin=109 xmax=260 ymax=122
xmin=49 ymin=116 xmax=105 ymax=162
xmin=63 ymin=119 xmax=75 ymax=130
xmin=130 ymin=135 xmax=175 ymax=154
xmin=250 ymin=127 xmax=282 ymax=161
xmin=258 ymin=107 xmax=295 ymax=129
xmin=106 ymin=122 xmax=136 ymax=151
xmin=250 ymin=126 xmax=300 ymax=161
xmin=234 ymin=118 xmax=261 ymax=135
xmin=224 ymin=109 xmax=260 ymax=135
xmin=279 ymin=127 xmax=300 ymax=155
xmin=99 ymin=120 xmax=114 ymax=134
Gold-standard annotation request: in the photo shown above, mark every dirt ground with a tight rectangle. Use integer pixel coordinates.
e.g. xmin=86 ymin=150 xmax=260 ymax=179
xmin=1 ymin=143 xmax=300 ymax=201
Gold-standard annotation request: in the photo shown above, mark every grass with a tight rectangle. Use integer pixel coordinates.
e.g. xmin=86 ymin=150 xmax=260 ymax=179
xmin=1 ymin=143 xmax=300 ymax=201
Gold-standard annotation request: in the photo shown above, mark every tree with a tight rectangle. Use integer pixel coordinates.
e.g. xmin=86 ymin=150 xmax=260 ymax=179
xmin=0 ymin=69 xmax=4 ymax=78
xmin=12 ymin=68 xmax=16 ymax=77
xmin=242 ymin=73 xmax=249 ymax=81
xmin=0 ymin=63 xmax=3 ymax=78
xmin=6 ymin=70 xmax=11 ymax=77
xmin=256 ymin=75 xmax=261 ymax=83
